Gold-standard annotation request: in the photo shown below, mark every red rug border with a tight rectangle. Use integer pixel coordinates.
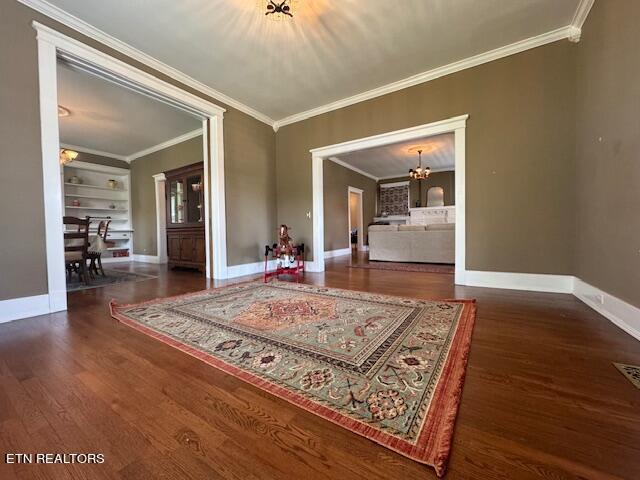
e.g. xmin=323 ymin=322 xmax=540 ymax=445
xmin=109 ymin=281 xmax=476 ymax=477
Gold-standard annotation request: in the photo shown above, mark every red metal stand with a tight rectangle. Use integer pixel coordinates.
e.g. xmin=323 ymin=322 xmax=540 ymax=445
xmin=264 ymin=243 xmax=305 ymax=283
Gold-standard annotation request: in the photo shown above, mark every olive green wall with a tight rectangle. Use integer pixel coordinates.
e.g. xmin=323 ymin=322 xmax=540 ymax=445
xmin=1 ymin=1 xmax=48 ymax=300
xmin=0 ymin=1 xmax=275 ymax=300
xmin=574 ymin=0 xmax=640 ymax=307
xmin=129 ymin=126 xmax=277 ymax=265
xmin=323 ymin=161 xmax=376 ymax=251
xmin=73 ymin=151 xmax=130 ymax=170
xmin=276 ymin=41 xmax=577 ymax=274
xmin=130 ymin=136 xmax=203 ymax=257
xmin=4 ymin=0 xmax=638 ymax=308
xmin=379 ymin=171 xmax=455 ymax=209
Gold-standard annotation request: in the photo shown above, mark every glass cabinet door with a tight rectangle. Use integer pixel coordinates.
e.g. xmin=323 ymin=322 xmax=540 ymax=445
xmin=186 ymin=174 xmax=203 ymax=223
xmin=169 ymin=179 xmax=185 ymax=224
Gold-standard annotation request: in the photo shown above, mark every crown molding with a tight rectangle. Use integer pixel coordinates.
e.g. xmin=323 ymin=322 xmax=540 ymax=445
xmin=572 ymin=0 xmax=596 ymax=31
xmin=19 ymin=0 xmax=592 ymax=132
xmin=273 ymin=25 xmax=577 ymax=129
xmin=328 ymin=157 xmax=379 ymax=181
xmin=17 ymin=0 xmax=275 ymax=127
xmin=328 ymin=158 xmax=455 ymax=183
xmin=126 ymin=128 xmax=202 ymax=162
xmin=59 ymin=143 xmax=128 ymax=161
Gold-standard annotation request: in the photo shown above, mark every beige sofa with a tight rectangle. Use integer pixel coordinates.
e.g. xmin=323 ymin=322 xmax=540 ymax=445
xmin=368 ymin=223 xmax=454 ymax=263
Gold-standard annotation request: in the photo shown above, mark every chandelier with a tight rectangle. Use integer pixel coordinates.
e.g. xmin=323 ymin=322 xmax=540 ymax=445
xmin=264 ymin=0 xmax=294 ymax=20
xmin=409 ymin=149 xmax=431 ymax=180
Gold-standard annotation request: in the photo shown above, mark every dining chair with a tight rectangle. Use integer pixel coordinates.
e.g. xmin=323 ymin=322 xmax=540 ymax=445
xmin=63 ymin=216 xmax=91 ymax=285
xmin=88 ymin=219 xmax=113 ymax=277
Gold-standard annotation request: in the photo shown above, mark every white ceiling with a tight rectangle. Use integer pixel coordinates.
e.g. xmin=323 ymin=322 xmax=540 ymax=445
xmin=37 ymin=0 xmax=584 ymax=124
xmin=332 ymin=133 xmax=454 ymax=180
xmin=57 ymin=61 xmax=201 ymax=158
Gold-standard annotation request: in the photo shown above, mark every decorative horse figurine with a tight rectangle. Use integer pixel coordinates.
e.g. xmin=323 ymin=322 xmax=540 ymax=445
xmin=264 ymin=224 xmax=305 ymax=282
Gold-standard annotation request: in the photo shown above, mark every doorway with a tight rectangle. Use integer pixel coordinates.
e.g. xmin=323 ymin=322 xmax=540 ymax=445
xmin=348 ymin=187 xmax=364 ymax=252
xmin=309 ymin=114 xmax=468 ymax=285
xmin=35 ymin=22 xmax=227 ymax=314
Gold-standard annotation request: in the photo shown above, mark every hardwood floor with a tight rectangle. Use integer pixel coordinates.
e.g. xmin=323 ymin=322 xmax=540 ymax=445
xmin=1 ymin=256 xmax=639 ymax=479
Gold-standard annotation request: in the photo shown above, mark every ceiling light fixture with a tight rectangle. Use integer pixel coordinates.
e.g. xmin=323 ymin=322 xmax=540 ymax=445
xmin=59 ymin=148 xmax=79 ymax=166
xmin=58 ymin=105 xmax=71 ymax=117
xmin=409 ymin=149 xmax=431 ymax=180
xmin=264 ymin=0 xmax=294 ymax=20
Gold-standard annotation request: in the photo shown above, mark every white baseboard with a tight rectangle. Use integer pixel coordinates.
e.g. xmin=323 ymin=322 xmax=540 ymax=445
xmin=101 ymin=256 xmax=133 ymax=264
xmin=304 ymin=260 xmax=323 ymax=273
xmin=2 ymin=269 xmax=638 ymax=345
xmin=131 ymin=254 xmax=166 ymax=264
xmin=324 ymin=248 xmax=351 ymax=259
xmin=463 ymin=270 xmax=574 ymax=294
xmin=0 ymin=294 xmax=51 ymax=324
xmin=226 ymin=260 xmax=275 ymax=279
xmin=573 ymin=278 xmax=640 ymax=341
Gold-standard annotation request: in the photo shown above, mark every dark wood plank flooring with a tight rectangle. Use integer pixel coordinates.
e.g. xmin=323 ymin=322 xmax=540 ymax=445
xmin=1 ymin=254 xmax=639 ymax=479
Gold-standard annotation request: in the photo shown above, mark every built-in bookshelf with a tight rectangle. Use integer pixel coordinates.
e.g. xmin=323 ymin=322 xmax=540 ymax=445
xmin=62 ymin=161 xmax=133 ymax=262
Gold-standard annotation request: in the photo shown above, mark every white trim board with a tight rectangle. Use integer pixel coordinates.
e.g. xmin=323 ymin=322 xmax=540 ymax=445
xmin=100 ymin=256 xmax=133 ymax=264
xmin=34 ymin=21 xmax=229 ymax=328
xmin=327 ymin=159 xmax=454 ymax=183
xmin=463 ymin=271 xmax=574 ymax=294
xmin=131 ymin=254 xmax=164 ymax=264
xmin=574 ymin=278 xmax=640 ymax=342
xmin=127 ymin=128 xmax=202 ymax=162
xmin=0 ymin=294 xmax=51 ymax=324
xmin=18 ymin=0 xmax=592 ymax=131
xmin=3 ymin=268 xmax=639 ymax=345
xmin=324 ymin=248 xmax=352 ymax=259
xmin=152 ymin=173 xmax=169 ymax=265
xmin=328 ymin=157 xmax=379 ymax=181
xmin=310 ymin=115 xmax=468 ymax=283
xmin=273 ymin=26 xmax=583 ymax=129
xmin=226 ymin=260 xmax=276 ymax=279
xmin=380 ymin=181 xmax=410 ymax=188
xmin=17 ymin=0 xmax=275 ymax=127
xmin=60 ymin=143 xmax=128 ymax=162
xmin=572 ymin=0 xmax=596 ymax=31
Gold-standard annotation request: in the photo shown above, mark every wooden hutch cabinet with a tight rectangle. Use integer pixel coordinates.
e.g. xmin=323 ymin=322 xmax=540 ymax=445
xmin=165 ymin=162 xmax=205 ymax=272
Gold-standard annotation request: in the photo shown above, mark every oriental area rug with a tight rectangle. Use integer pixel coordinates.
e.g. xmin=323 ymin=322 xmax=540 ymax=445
xmin=110 ymin=280 xmax=476 ymax=476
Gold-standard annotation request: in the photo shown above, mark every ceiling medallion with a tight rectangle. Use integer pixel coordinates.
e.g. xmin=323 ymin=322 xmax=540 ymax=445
xmin=264 ymin=0 xmax=294 ymax=20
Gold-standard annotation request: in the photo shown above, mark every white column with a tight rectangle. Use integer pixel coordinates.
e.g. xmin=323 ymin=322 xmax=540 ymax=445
xmin=206 ymin=116 xmax=228 ymax=280
xmin=37 ymin=35 xmax=67 ymax=312
xmin=310 ymin=154 xmax=325 ymax=272
xmin=153 ymin=173 xmax=168 ymax=264
xmin=454 ymin=126 xmax=466 ymax=286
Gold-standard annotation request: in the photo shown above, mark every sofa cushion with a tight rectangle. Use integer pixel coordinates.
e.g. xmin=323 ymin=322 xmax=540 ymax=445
xmin=398 ymin=225 xmax=427 ymax=231
xmin=426 ymin=223 xmax=455 ymax=231
xmin=369 ymin=225 xmax=399 ymax=232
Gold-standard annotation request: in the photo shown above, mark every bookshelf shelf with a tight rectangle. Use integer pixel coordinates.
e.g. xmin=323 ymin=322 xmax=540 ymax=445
xmin=63 ymin=161 xmax=133 ymax=261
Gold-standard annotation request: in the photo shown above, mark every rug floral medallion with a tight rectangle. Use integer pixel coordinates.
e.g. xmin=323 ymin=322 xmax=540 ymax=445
xmin=110 ymin=280 xmax=476 ymax=476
